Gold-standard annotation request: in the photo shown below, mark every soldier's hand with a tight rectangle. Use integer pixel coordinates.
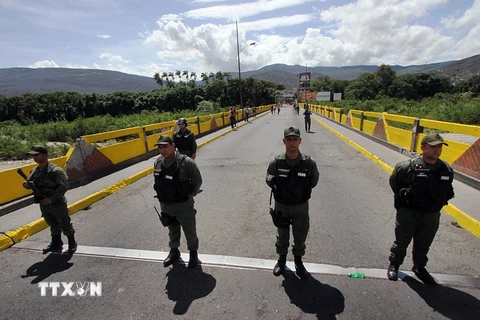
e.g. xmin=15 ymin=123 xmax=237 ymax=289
xmin=41 ymin=197 xmax=52 ymax=205
xmin=23 ymin=182 xmax=32 ymax=190
xmin=398 ymin=188 xmax=411 ymax=200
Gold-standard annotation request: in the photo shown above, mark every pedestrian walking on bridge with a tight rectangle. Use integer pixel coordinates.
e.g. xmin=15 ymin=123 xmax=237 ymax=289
xmin=387 ymin=133 xmax=454 ymax=285
xmin=173 ymin=118 xmax=197 ymax=160
xmin=23 ymin=145 xmax=77 ymax=255
xmin=153 ymin=135 xmax=203 ymax=268
xmin=266 ymin=127 xmax=319 ymax=279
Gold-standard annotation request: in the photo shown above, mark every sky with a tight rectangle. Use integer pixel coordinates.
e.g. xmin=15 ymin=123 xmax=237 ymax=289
xmin=1 ymin=0 xmax=479 ymax=77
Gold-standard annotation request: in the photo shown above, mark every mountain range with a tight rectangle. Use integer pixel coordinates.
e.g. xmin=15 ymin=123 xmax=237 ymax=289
xmin=0 ymin=54 xmax=478 ymax=97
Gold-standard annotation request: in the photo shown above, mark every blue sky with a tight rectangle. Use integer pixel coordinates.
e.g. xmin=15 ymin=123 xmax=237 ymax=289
xmin=1 ymin=0 xmax=479 ymax=77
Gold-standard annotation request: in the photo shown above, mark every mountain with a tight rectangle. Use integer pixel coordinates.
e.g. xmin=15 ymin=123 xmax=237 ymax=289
xmin=0 ymin=68 xmax=159 ymax=97
xmin=0 ymin=55 xmax=478 ymax=96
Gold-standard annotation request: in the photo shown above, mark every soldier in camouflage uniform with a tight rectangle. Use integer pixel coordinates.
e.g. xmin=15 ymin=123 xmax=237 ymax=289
xmin=23 ymin=145 xmax=77 ymax=254
xmin=266 ymin=127 xmax=320 ymax=279
xmin=387 ymin=133 xmax=454 ymax=285
xmin=153 ymin=135 xmax=203 ymax=268
xmin=173 ymin=118 xmax=197 ymax=160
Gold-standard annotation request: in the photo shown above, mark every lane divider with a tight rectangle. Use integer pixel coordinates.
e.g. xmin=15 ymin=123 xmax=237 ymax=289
xmin=312 ymin=115 xmax=480 ymax=237
xmin=0 ymin=112 xmax=269 ymax=252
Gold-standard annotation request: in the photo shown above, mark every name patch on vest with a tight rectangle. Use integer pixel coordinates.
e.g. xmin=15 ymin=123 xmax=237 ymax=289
xmin=297 ymin=172 xmax=306 ymax=177
xmin=165 ymin=175 xmax=173 ymax=180
xmin=440 ymin=176 xmax=450 ymax=180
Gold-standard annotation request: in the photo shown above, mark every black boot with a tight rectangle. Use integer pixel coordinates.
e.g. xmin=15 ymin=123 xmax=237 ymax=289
xmin=43 ymin=235 xmax=63 ymax=254
xmin=412 ymin=266 xmax=437 ymax=285
xmin=273 ymin=254 xmax=287 ymax=277
xmin=294 ymin=256 xmax=310 ymax=279
xmin=387 ymin=264 xmax=399 ymax=281
xmin=188 ymin=250 xmax=199 ymax=268
xmin=67 ymin=234 xmax=78 ymax=255
xmin=163 ymin=248 xmax=180 ymax=267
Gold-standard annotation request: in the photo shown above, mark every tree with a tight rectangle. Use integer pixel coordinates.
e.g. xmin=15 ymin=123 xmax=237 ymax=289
xmin=215 ymin=71 xmax=224 ymax=81
xmin=311 ymin=76 xmax=332 ymax=91
xmin=153 ymin=72 xmax=163 ymax=87
xmin=175 ymin=70 xmax=181 ymax=79
xmin=344 ymin=72 xmax=378 ymax=101
xmin=201 ymin=72 xmax=208 ymax=84
xmin=468 ymin=75 xmax=480 ymax=97
xmin=376 ymin=64 xmax=396 ymax=97
xmin=182 ymin=70 xmax=189 ymax=80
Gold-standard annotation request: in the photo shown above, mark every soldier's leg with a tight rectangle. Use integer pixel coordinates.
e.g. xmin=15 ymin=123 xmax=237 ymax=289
xmin=291 ymin=209 xmax=310 ymax=257
xmin=389 ymin=207 xmax=419 ymax=265
xmin=168 ymin=218 xmax=182 ymax=249
xmin=50 ymin=202 xmax=75 ymax=236
xmin=40 ymin=204 xmax=62 ymax=236
xmin=412 ymin=212 xmax=440 ymax=267
xmin=175 ymin=207 xmax=199 ymax=251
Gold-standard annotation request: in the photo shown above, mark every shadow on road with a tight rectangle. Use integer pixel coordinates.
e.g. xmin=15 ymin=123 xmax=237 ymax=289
xmin=282 ymin=271 xmax=345 ymax=320
xmin=20 ymin=253 xmax=73 ymax=284
xmin=404 ymin=275 xmax=480 ymax=320
xmin=165 ymin=263 xmax=216 ymax=315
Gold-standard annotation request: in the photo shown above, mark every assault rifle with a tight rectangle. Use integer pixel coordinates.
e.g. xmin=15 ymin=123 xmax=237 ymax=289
xmin=17 ymin=168 xmax=46 ymax=201
xmin=153 ymin=206 xmax=178 ymax=227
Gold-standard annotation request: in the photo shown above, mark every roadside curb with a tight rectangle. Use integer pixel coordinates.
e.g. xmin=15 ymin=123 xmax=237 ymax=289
xmin=312 ymin=115 xmax=480 ymax=238
xmin=0 ymin=112 xmax=269 ymax=252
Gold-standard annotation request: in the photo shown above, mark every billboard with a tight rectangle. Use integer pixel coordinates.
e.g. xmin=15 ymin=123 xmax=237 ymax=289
xmin=333 ymin=93 xmax=342 ymax=101
xmin=301 ymin=91 xmax=318 ymax=101
xmin=299 ymin=72 xmax=311 ymax=92
xmin=316 ymin=92 xmax=331 ymax=101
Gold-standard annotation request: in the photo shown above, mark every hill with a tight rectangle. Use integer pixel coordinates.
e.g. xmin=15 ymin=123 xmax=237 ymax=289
xmin=1 ymin=54 xmax=479 ymax=96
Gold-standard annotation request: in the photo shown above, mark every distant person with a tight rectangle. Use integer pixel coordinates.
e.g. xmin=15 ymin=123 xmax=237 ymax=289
xmin=173 ymin=118 xmax=197 ymax=160
xmin=244 ymin=106 xmax=250 ymax=122
xmin=277 ymin=105 xmax=281 ymax=114
xmin=252 ymin=106 xmax=257 ymax=117
xmin=266 ymin=127 xmax=320 ymax=279
xmin=271 ymin=105 xmax=275 ymax=114
xmin=387 ymin=133 xmax=454 ymax=285
xmin=23 ymin=145 xmax=77 ymax=255
xmin=303 ymin=107 xmax=312 ymax=133
xmin=153 ymin=135 xmax=203 ymax=268
xmin=229 ymin=107 xmax=237 ymax=128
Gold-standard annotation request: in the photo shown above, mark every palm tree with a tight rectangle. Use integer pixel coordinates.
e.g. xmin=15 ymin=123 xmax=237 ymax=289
xmin=175 ymin=70 xmax=181 ymax=79
xmin=153 ymin=72 xmax=163 ymax=87
xmin=223 ymin=72 xmax=231 ymax=80
xmin=161 ymin=72 xmax=168 ymax=80
xmin=190 ymin=72 xmax=197 ymax=81
xmin=201 ymin=72 xmax=208 ymax=84
xmin=209 ymin=72 xmax=215 ymax=82
xmin=215 ymin=71 xmax=223 ymax=81
xmin=168 ymin=72 xmax=174 ymax=80
xmin=182 ymin=70 xmax=189 ymax=80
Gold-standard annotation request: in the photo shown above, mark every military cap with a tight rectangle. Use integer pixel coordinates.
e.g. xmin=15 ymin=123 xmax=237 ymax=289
xmin=421 ymin=133 xmax=448 ymax=146
xmin=154 ymin=134 xmax=173 ymax=146
xmin=284 ymin=126 xmax=301 ymax=138
xmin=178 ymin=118 xmax=188 ymax=126
xmin=27 ymin=145 xmax=48 ymax=155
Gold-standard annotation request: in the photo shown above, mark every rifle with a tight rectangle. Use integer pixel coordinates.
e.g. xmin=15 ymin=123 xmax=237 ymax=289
xmin=17 ymin=168 xmax=46 ymax=201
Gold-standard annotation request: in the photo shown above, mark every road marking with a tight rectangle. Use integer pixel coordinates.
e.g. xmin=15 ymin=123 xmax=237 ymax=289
xmin=13 ymin=241 xmax=480 ymax=289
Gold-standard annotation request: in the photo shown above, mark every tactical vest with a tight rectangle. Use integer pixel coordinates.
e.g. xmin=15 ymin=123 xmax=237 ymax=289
xmin=153 ymin=154 xmax=193 ymax=203
xmin=174 ymin=130 xmax=194 ymax=151
xmin=401 ymin=158 xmax=454 ymax=212
xmin=31 ymin=163 xmax=62 ymax=203
xmin=273 ymin=157 xmax=312 ymax=205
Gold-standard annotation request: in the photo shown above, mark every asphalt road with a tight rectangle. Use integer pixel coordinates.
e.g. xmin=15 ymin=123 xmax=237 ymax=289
xmin=1 ymin=110 xmax=479 ymax=319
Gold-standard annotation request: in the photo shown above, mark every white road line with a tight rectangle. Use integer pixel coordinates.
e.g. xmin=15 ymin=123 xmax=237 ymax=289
xmin=13 ymin=241 xmax=480 ymax=289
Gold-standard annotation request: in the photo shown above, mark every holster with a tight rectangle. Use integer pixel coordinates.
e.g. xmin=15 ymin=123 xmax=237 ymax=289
xmin=269 ymin=208 xmax=291 ymax=229
xmin=160 ymin=212 xmax=179 ymax=227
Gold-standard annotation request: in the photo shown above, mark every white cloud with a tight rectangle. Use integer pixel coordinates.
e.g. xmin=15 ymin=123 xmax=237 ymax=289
xmin=97 ymin=34 xmax=111 ymax=39
xmin=443 ymin=0 xmax=480 ymax=29
xmin=28 ymin=60 xmax=60 ymax=68
xmin=99 ymin=53 xmax=130 ymax=63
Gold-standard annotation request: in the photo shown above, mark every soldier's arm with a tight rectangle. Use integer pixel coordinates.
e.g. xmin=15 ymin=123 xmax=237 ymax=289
xmin=49 ymin=167 xmax=69 ymax=202
xmin=309 ymin=158 xmax=320 ymax=188
xmin=185 ymin=158 xmax=202 ymax=196
xmin=389 ymin=161 xmax=409 ymax=194
xmin=266 ymin=159 xmax=276 ymax=189
xmin=191 ymin=133 xmax=197 ymax=154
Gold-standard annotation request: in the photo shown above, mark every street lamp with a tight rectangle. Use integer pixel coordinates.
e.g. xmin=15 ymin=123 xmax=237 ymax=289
xmin=236 ymin=20 xmax=255 ymax=110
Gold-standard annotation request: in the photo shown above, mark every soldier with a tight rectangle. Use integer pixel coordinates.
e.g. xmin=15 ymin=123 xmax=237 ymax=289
xmin=173 ymin=118 xmax=197 ymax=160
xmin=387 ymin=133 xmax=454 ymax=285
xmin=266 ymin=127 xmax=320 ymax=279
xmin=153 ymin=135 xmax=203 ymax=268
xmin=303 ymin=106 xmax=312 ymax=133
xmin=22 ymin=145 xmax=77 ymax=254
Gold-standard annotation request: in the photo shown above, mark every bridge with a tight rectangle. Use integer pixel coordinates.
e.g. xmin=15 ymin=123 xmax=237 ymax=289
xmin=1 ymin=108 xmax=479 ymax=319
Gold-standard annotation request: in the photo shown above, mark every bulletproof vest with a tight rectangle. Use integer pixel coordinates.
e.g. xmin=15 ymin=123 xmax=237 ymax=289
xmin=174 ymin=129 xmax=194 ymax=151
xmin=405 ymin=158 xmax=454 ymax=212
xmin=153 ymin=154 xmax=193 ymax=203
xmin=273 ymin=157 xmax=312 ymax=205
xmin=31 ymin=163 xmax=61 ymax=203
